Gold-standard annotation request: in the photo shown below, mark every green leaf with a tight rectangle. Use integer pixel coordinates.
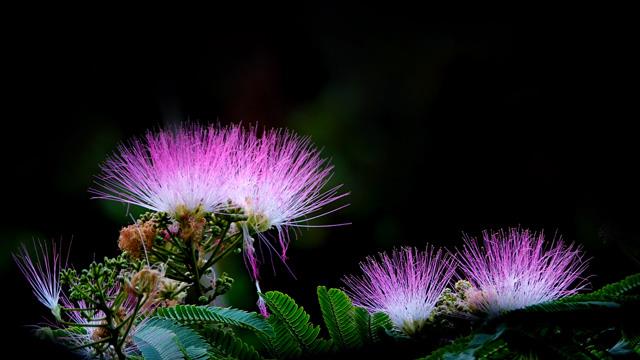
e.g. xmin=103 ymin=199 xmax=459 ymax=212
xmin=519 ymin=301 xmax=621 ymax=313
xmin=493 ymin=301 xmax=624 ymax=329
xmin=208 ymin=307 xmax=273 ymax=336
xmin=593 ymin=273 xmax=640 ymax=297
xmin=419 ymin=335 xmax=475 ymax=360
xmin=475 ymin=339 xmax=510 ymax=359
xmin=421 ymin=327 xmax=506 ymax=360
xmin=132 ymin=318 xmax=210 ymax=360
xmin=155 ymin=305 xmax=272 ymax=336
xmin=353 ymin=307 xmax=392 ymax=344
xmin=499 ymin=327 xmax=596 ymax=360
xmin=558 ymin=273 xmax=640 ymax=303
xmin=317 ymin=286 xmax=362 ymax=350
xmin=263 ymin=291 xmax=331 ymax=359
xmin=206 ymin=327 xmax=262 ymax=360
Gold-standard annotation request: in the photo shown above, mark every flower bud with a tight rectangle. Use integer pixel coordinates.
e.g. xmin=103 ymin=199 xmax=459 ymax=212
xmin=127 ymin=267 xmax=161 ymax=296
xmin=118 ymin=221 xmax=156 ymax=259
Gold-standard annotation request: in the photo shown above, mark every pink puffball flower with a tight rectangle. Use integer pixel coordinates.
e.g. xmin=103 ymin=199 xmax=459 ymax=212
xmin=225 ymin=127 xmax=348 ymax=259
xmin=13 ymin=240 xmax=66 ymax=317
xmin=342 ymin=246 xmax=456 ymax=335
xmin=457 ymin=228 xmax=589 ymax=317
xmin=223 ymin=127 xmax=348 ymax=315
xmin=91 ymin=123 xmax=348 ymax=315
xmin=90 ymin=123 xmax=347 ymax=239
xmin=91 ymin=124 xmax=237 ymax=214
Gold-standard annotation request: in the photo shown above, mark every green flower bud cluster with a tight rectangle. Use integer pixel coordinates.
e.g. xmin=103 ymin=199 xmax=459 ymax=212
xmin=213 ymin=272 xmax=234 ymax=298
xmin=136 ymin=207 xmax=247 ymax=304
xmin=61 ymin=253 xmax=142 ymax=302
xmin=204 ymin=213 xmax=233 ymax=240
xmin=429 ymin=280 xmax=474 ymax=327
xmin=139 ymin=211 xmax=172 ymax=229
xmin=205 ymin=209 xmax=249 ymax=238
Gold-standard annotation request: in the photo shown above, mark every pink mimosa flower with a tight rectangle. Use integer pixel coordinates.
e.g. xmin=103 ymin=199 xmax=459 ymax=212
xmin=92 ymin=123 xmax=349 ymax=314
xmin=224 ymin=126 xmax=348 ymax=260
xmin=457 ymin=228 xmax=589 ymax=317
xmin=342 ymin=246 xmax=455 ymax=335
xmin=13 ymin=240 xmax=66 ymax=313
xmin=224 ymin=126 xmax=348 ymax=314
xmin=91 ymin=124 xmax=237 ymax=214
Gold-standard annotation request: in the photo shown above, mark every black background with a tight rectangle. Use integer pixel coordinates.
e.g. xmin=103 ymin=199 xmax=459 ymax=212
xmin=2 ymin=12 xmax=639 ymax=358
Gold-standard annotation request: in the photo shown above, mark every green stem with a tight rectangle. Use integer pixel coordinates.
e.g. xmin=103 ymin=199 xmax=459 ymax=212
xmin=208 ymin=222 xmax=230 ymax=259
xmin=62 ymin=307 xmax=99 ymax=312
xmin=153 ymin=246 xmax=183 ymax=259
xmin=60 ymin=321 xmax=107 ymax=327
xmin=117 ymin=294 xmax=144 ymax=348
xmin=69 ymin=336 xmax=112 ymax=351
xmin=73 ymin=288 xmax=99 ymax=306
xmin=165 ymin=262 xmax=193 ymax=282
xmin=95 ymin=296 xmax=126 ymax=360
xmin=185 ymin=240 xmax=205 ymax=303
xmin=206 ymin=234 xmax=242 ymax=267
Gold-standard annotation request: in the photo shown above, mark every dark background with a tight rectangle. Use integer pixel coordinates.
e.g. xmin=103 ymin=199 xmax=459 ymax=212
xmin=2 ymin=13 xmax=639 ymax=357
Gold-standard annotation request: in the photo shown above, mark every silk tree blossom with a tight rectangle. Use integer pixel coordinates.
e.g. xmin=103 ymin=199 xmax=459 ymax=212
xmin=223 ymin=126 xmax=348 ymax=315
xmin=90 ymin=123 xmax=347 ymax=243
xmin=13 ymin=240 xmax=66 ymax=316
xmin=342 ymin=246 xmax=455 ymax=335
xmin=224 ymin=127 xmax=348 ymax=255
xmin=457 ymin=228 xmax=589 ymax=317
xmin=91 ymin=123 xmax=348 ymax=315
xmin=91 ymin=124 xmax=239 ymax=214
